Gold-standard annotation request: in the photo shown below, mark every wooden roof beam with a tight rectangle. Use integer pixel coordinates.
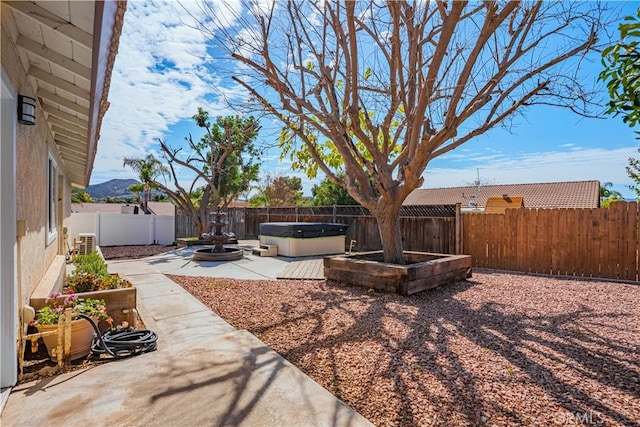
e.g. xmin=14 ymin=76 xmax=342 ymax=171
xmin=4 ymin=1 xmax=93 ymax=48
xmin=37 ymin=88 xmax=90 ymax=117
xmin=47 ymin=115 xmax=88 ymax=135
xmin=55 ymin=134 xmax=87 ymax=151
xmin=51 ymin=125 xmax=85 ymax=142
xmin=29 ymin=66 xmax=90 ymax=100
xmin=42 ymin=104 xmax=88 ymax=128
xmin=16 ymin=35 xmax=91 ymax=80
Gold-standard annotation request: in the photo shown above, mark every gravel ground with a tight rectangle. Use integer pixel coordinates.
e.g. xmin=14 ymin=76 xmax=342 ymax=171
xmin=100 ymin=244 xmax=177 ymax=260
xmin=167 ymin=272 xmax=640 ymax=427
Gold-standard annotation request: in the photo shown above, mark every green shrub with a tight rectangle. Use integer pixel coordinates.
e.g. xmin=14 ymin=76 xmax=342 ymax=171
xmin=66 ymin=272 xmax=102 ymax=293
xmin=73 ymin=251 xmax=109 ymax=280
xmin=65 ymin=251 xmax=132 ymax=293
xmin=99 ymin=274 xmax=133 ymax=290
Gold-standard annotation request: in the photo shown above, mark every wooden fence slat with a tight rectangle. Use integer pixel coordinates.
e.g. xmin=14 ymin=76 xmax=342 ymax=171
xmin=573 ymin=208 xmax=583 ymax=276
xmin=620 ymin=202 xmax=631 ymax=279
xmin=608 ymin=204 xmax=620 ymax=279
xmin=622 ymin=202 xmax=638 ymax=281
xmin=558 ymin=209 xmax=568 ymax=276
xmin=543 ymin=209 xmax=553 ymax=275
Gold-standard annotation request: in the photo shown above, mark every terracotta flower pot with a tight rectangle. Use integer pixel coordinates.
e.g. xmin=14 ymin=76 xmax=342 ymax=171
xmin=38 ymin=317 xmax=98 ymax=360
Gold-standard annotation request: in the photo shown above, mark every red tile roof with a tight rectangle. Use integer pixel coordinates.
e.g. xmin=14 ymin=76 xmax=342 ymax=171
xmin=404 ymin=180 xmax=600 ymax=209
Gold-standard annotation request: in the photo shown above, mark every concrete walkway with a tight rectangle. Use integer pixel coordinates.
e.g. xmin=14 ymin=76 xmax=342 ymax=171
xmin=1 ymin=257 xmax=372 ymax=427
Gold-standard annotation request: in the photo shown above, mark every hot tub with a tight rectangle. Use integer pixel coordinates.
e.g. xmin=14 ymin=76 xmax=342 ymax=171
xmin=259 ymin=222 xmax=349 ymax=257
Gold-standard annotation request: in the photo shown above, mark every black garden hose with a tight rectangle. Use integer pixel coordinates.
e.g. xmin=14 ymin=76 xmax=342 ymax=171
xmin=78 ymin=314 xmax=158 ymax=359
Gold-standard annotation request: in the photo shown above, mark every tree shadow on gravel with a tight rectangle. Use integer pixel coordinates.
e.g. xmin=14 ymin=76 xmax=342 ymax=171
xmin=236 ymin=278 xmax=639 ymax=426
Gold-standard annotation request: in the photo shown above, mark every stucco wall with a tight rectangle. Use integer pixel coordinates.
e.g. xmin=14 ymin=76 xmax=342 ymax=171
xmin=1 ymin=23 xmax=71 ymax=305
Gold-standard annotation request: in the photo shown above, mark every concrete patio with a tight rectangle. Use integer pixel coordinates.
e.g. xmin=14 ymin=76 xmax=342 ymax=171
xmin=144 ymin=241 xmax=326 ymax=280
xmin=0 ymin=250 xmax=372 ymax=426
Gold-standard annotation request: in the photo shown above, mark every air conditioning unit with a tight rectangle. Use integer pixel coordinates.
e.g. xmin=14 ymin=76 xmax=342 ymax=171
xmin=77 ymin=233 xmax=96 ymax=255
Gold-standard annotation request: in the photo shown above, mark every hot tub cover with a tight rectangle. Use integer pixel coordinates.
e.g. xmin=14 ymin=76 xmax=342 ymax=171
xmin=259 ymin=222 xmax=349 ymax=238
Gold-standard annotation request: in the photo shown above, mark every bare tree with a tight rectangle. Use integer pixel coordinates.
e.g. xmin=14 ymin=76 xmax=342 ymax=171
xmin=154 ymin=109 xmax=261 ymax=236
xmin=196 ymin=0 xmax=609 ymax=263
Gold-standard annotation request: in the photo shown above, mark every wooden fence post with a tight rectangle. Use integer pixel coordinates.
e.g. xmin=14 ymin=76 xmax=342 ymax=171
xmin=332 ymin=205 xmax=337 ymax=223
xmin=242 ymin=207 xmax=247 ymax=239
xmin=455 ymin=203 xmax=462 ymax=254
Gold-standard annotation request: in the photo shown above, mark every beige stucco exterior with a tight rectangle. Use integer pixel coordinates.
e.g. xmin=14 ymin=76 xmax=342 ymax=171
xmin=2 ymin=22 xmax=69 ymax=305
xmin=1 ymin=1 xmax=125 ymax=394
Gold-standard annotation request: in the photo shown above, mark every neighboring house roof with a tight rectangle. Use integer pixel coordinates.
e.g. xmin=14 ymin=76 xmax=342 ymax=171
xmin=72 ymin=202 xmax=175 ymax=216
xmin=404 ymin=180 xmax=601 ymax=209
xmin=228 ymin=199 xmax=249 ymax=207
xmin=2 ymin=1 xmax=127 ymax=187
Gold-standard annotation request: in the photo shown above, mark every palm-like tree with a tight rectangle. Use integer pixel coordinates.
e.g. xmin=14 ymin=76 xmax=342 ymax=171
xmin=600 ymin=182 xmax=623 ymax=208
xmin=600 ymin=182 xmax=622 ymax=199
xmin=123 ymin=154 xmax=168 ymax=212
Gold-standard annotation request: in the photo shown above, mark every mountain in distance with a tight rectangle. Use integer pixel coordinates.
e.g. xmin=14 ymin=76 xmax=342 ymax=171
xmin=86 ymin=178 xmax=139 ymax=200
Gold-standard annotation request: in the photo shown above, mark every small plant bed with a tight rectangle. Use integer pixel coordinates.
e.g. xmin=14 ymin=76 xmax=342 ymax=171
xmin=169 ymin=273 xmax=640 ymax=427
xmin=324 ymin=251 xmax=472 ymax=295
xmin=100 ymin=244 xmax=177 ymax=260
xmin=31 ymin=251 xmax=136 ymax=328
xmin=66 ymin=251 xmax=132 ymax=292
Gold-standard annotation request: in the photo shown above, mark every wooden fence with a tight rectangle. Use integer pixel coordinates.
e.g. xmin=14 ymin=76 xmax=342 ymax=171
xmin=462 ymin=201 xmax=639 ymax=282
xmin=177 ymin=205 xmax=461 ymax=254
xmin=175 ymin=201 xmax=640 ymax=282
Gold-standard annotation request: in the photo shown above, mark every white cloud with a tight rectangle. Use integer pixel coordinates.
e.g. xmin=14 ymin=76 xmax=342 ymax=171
xmin=92 ymin=0 xmax=234 ymax=184
xmin=422 ymin=145 xmax=638 ymax=198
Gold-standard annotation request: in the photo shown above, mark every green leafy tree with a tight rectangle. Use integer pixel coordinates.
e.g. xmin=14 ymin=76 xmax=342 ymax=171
xmin=127 ymin=183 xmax=144 ymax=205
xmin=123 ymin=154 xmax=168 ymax=213
xmin=154 ymin=110 xmax=261 ymax=236
xmin=248 ymin=174 xmax=304 ymax=207
xmin=600 ymin=8 xmax=640 ymax=126
xmin=71 ymin=188 xmax=93 ymax=204
xmin=600 ymin=8 xmax=640 ymax=198
xmin=626 ymin=148 xmax=640 ymax=199
xmin=204 ymin=1 xmax=607 ymax=263
xmin=312 ymin=175 xmax=358 ymax=206
xmin=152 ymin=193 xmax=169 ymax=202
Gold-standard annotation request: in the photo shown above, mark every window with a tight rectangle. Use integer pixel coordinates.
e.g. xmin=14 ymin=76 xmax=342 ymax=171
xmin=47 ymin=153 xmax=58 ymax=244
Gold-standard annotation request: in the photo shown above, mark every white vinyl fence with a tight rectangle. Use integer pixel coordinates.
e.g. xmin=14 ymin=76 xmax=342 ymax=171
xmin=69 ymin=213 xmax=175 ymax=246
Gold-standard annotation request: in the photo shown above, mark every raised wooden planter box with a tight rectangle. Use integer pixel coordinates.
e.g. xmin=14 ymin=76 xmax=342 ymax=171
xmin=30 ymin=287 xmax=137 ymax=330
xmin=324 ymin=251 xmax=472 ymax=296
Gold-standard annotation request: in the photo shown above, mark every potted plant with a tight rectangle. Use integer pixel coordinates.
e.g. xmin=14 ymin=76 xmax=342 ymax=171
xmin=33 ymin=291 xmax=112 ymax=360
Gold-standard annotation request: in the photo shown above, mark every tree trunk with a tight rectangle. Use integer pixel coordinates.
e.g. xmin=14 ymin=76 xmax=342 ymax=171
xmin=195 ymin=215 xmax=208 ymax=237
xmin=374 ymin=203 xmax=405 ymax=264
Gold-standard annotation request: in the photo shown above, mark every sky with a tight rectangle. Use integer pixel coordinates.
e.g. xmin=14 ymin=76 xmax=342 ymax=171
xmin=91 ymin=0 xmax=640 ymax=199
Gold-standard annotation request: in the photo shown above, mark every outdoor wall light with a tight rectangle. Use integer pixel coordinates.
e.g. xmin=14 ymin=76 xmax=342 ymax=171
xmin=17 ymin=95 xmax=36 ymax=125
